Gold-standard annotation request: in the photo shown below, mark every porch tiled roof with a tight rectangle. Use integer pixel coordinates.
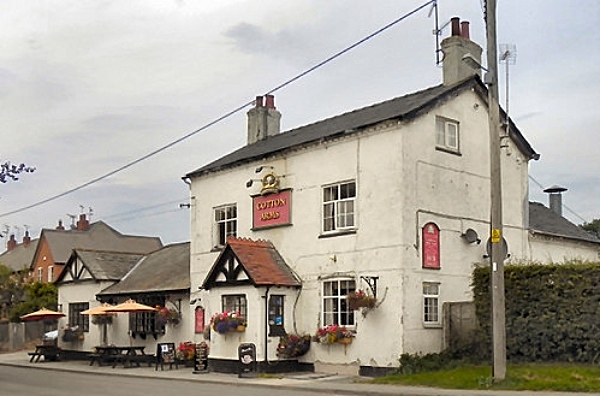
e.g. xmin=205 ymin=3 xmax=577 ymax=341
xmin=226 ymin=237 xmax=301 ymax=288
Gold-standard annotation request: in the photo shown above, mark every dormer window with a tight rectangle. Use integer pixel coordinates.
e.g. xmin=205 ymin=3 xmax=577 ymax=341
xmin=436 ymin=117 xmax=460 ymax=154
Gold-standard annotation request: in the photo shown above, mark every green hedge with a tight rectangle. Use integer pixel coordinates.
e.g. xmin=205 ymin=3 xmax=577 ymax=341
xmin=473 ymin=261 xmax=600 ymax=363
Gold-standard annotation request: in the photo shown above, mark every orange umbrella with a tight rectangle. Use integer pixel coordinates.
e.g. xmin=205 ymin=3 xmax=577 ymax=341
xmin=81 ymin=303 xmax=115 ymax=346
xmin=80 ymin=303 xmax=114 ymax=316
xmin=20 ymin=307 xmax=65 ymax=322
xmin=104 ymin=299 xmax=158 ymax=313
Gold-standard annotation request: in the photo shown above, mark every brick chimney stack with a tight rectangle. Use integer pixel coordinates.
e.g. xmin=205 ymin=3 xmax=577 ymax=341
xmin=23 ymin=230 xmax=31 ymax=247
xmin=441 ymin=17 xmax=483 ymax=86
xmin=247 ymin=94 xmax=281 ymax=145
xmin=76 ymin=214 xmax=90 ymax=231
xmin=7 ymin=234 xmax=17 ymax=251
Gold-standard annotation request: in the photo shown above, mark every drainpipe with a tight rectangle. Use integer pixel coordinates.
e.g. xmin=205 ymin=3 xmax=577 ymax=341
xmin=263 ymin=286 xmax=271 ymax=368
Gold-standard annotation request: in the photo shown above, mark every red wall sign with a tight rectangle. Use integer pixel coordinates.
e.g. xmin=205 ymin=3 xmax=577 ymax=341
xmin=422 ymin=222 xmax=440 ymax=269
xmin=195 ymin=307 xmax=205 ymax=334
xmin=252 ymin=189 xmax=291 ymax=229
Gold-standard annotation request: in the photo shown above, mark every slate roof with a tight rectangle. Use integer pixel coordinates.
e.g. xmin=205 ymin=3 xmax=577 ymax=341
xmin=58 ymin=249 xmax=147 ymax=282
xmin=0 ymin=239 xmax=38 ymax=272
xmin=186 ymin=77 xmax=538 ymax=179
xmin=203 ymin=237 xmax=301 ymax=289
xmin=529 ymin=202 xmax=600 ymax=244
xmin=98 ymin=242 xmax=190 ymax=297
xmin=38 ymin=221 xmax=163 ymax=265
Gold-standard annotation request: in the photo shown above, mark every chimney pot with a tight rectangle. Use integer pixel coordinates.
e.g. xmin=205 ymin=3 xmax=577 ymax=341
xmin=451 ymin=17 xmax=461 ymax=36
xmin=7 ymin=234 xmax=17 ymax=251
xmin=543 ymin=185 xmax=568 ymax=217
xmin=77 ymin=214 xmax=90 ymax=231
xmin=460 ymin=21 xmax=470 ymax=39
xmin=56 ymin=220 xmax=65 ymax=230
xmin=23 ymin=231 xmax=31 ymax=247
xmin=255 ymin=96 xmax=264 ymax=108
xmin=265 ymin=94 xmax=275 ymax=109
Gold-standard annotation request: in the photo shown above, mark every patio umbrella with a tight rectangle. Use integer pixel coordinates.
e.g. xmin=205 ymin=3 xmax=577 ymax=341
xmin=105 ymin=299 xmax=158 ymax=346
xmin=20 ymin=307 xmax=65 ymax=322
xmin=104 ymin=299 xmax=158 ymax=313
xmin=80 ymin=303 xmax=115 ymax=346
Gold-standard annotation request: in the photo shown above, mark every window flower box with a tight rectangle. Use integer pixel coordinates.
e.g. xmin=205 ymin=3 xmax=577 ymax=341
xmin=210 ymin=311 xmax=246 ymax=334
xmin=314 ymin=325 xmax=354 ymax=345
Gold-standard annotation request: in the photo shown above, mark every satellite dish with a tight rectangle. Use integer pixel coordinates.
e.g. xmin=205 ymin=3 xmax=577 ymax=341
xmin=462 ymin=228 xmax=481 ymax=244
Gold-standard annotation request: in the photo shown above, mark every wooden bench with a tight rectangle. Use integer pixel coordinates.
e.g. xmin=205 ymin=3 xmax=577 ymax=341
xmin=29 ymin=345 xmax=60 ymax=363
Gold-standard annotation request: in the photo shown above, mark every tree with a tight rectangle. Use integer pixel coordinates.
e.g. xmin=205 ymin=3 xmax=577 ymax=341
xmin=0 ymin=161 xmax=35 ymax=183
xmin=580 ymin=219 xmax=600 ymax=238
xmin=10 ymin=282 xmax=58 ymax=322
xmin=0 ymin=263 xmax=30 ymax=320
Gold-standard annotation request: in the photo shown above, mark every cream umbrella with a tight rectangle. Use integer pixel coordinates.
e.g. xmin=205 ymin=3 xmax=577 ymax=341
xmin=81 ymin=303 xmax=115 ymax=346
xmin=105 ymin=299 xmax=158 ymax=346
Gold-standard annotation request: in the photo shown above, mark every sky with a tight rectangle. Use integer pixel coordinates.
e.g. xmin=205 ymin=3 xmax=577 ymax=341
xmin=0 ymin=0 xmax=598 ymax=249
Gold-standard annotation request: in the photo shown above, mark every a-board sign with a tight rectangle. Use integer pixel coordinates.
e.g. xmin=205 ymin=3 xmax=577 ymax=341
xmin=157 ymin=342 xmax=175 ymax=364
xmin=238 ymin=343 xmax=256 ymax=378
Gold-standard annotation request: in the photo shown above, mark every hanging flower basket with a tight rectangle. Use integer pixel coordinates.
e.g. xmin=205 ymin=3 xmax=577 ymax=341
xmin=277 ymin=334 xmax=311 ymax=358
xmin=346 ymin=290 xmax=377 ymax=310
xmin=210 ymin=311 xmax=246 ymax=334
xmin=91 ymin=314 xmax=114 ymax=325
xmin=155 ymin=306 xmax=180 ymax=326
xmin=314 ymin=325 xmax=354 ymax=345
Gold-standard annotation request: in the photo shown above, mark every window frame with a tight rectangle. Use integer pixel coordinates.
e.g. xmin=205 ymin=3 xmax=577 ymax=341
xmin=221 ymin=294 xmax=247 ymax=320
xmin=322 ymin=180 xmax=357 ymax=234
xmin=435 ymin=117 xmax=460 ymax=153
xmin=423 ymin=282 xmax=441 ymax=326
xmin=129 ymin=295 xmax=164 ymax=336
xmin=214 ymin=204 xmax=237 ymax=247
xmin=321 ymin=278 xmax=356 ymax=327
xmin=68 ymin=302 xmax=90 ymax=332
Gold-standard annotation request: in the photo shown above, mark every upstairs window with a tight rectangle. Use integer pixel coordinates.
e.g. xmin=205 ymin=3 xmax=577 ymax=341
xmin=436 ymin=117 xmax=459 ymax=153
xmin=323 ymin=181 xmax=356 ymax=233
xmin=322 ymin=279 xmax=356 ymax=327
xmin=214 ymin=204 xmax=237 ymax=247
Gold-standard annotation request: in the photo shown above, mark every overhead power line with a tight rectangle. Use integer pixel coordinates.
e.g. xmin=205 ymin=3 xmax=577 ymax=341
xmin=0 ymin=1 xmax=435 ymax=219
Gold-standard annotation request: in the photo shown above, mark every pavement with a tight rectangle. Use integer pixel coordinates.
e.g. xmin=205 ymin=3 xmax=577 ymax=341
xmin=0 ymin=350 xmax=598 ymax=396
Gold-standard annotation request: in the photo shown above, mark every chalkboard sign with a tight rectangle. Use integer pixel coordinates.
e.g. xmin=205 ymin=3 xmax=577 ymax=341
xmin=155 ymin=342 xmax=178 ymax=371
xmin=193 ymin=341 xmax=209 ymax=373
xmin=238 ymin=343 xmax=256 ymax=378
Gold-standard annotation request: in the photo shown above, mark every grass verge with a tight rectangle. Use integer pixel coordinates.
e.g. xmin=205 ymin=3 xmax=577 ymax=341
xmin=369 ymin=363 xmax=600 ymax=392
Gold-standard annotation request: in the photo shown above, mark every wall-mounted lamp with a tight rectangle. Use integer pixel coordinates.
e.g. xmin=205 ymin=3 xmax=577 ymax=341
xmin=246 ymin=179 xmax=261 ymax=188
xmin=255 ymin=165 xmax=274 ymax=173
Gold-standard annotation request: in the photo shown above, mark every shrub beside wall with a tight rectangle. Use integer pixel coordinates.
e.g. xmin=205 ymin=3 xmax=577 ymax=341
xmin=473 ymin=260 xmax=600 ymax=363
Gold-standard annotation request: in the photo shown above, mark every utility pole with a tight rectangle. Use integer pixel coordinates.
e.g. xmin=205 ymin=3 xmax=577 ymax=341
xmin=485 ymin=0 xmax=507 ymax=381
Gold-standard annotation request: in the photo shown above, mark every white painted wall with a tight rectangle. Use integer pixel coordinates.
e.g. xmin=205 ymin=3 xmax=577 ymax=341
xmin=187 ymin=88 xmax=537 ymax=371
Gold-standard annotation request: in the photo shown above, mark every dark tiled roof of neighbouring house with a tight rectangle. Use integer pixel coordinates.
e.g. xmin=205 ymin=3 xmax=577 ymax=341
xmin=57 ymin=249 xmax=147 ymax=283
xmin=529 ymin=202 xmax=600 ymax=244
xmin=0 ymin=239 xmax=38 ymax=272
xmin=98 ymin=242 xmax=190 ymax=296
xmin=186 ymin=77 xmax=538 ymax=179
xmin=39 ymin=221 xmax=163 ymax=265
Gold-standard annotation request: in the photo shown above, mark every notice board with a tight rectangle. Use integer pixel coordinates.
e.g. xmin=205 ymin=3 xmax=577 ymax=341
xmin=156 ymin=342 xmax=176 ymax=364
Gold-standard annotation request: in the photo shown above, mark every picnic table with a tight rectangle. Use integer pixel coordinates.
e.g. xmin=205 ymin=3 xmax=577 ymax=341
xmin=89 ymin=346 xmax=153 ymax=368
xmin=28 ymin=345 xmax=60 ymax=363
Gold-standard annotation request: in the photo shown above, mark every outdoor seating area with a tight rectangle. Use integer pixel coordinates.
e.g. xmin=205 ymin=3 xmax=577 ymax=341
xmin=88 ymin=345 xmax=154 ymax=368
xmin=28 ymin=344 xmax=61 ymax=363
